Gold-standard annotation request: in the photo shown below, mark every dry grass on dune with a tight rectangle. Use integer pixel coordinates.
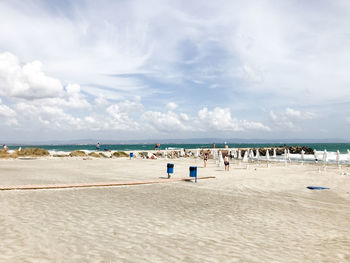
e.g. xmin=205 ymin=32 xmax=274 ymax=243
xmin=88 ymin=152 xmax=101 ymax=158
xmin=0 ymin=148 xmax=50 ymax=158
xmin=17 ymin=148 xmax=50 ymax=157
xmin=69 ymin=151 xmax=87 ymax=157
xmin=0 ymin=150 xmax=15 ymax=158
xmin=99 ymin=153 xmax=109 ymax=158
xmin=112 ymin=151 xmax=128 ymax=158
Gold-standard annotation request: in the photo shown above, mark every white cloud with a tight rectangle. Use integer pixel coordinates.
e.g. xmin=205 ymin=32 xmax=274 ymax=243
xmin=0 ymin=52 xmax=63 ymax=99
xmin=198 ymin=107 xmax=270 ymax=131
xmin=0 ymin=104 xmax=16 ymax=118
xmin=141 ymin=110 xmax=192 ymax=132
xmin=269 ymin=107 xmax=316 ymax=129
xmin=166 ymin=102 xmax=178 ymax=111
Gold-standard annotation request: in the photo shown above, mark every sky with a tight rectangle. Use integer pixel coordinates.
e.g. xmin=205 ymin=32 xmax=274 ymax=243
xmin=0 ymin=0 xmax=350 ymax=142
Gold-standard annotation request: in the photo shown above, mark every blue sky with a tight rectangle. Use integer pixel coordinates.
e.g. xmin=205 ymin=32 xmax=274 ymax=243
xmin=0 ymin=0 xmax=350 ymax=141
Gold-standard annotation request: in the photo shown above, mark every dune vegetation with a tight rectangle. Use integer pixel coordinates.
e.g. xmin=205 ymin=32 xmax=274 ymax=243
xmin=112 ymin=151 xmax=128 ymax=158
xmin=69 ymin=151 xmax=87 ymax=157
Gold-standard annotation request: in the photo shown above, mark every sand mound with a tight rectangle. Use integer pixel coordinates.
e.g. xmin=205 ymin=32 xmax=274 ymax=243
xmin=112 ymin=151 xmax=128 ymax=158
xmin=69 ymin=151 xmax=87 ymax=157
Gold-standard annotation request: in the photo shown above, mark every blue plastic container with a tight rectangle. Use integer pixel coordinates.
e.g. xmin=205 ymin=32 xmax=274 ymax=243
xmin=167 ymin=163 xmax=174 ymax=178
xmin=189 ymin=166 xmax=197 ymax=182
xmin=130 ymin=152 xmax=134 ymax=159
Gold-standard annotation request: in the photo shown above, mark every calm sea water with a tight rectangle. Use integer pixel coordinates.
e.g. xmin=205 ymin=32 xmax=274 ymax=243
xmin=6 ymin=143 xmax=350 ymax=153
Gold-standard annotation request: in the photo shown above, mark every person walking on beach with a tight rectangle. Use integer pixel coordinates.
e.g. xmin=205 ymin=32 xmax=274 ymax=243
xmin=96 ymin=142 xmax=100 ymax=150
xmin=203 ymin=152 xmax=208 ymax=168
xmin=224 ymin=154 xmax=230 ymax=171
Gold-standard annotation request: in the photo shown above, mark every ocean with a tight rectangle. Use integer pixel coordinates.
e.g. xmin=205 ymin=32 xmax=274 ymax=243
xmin=5 ymin=143 xmax=350 ymax=153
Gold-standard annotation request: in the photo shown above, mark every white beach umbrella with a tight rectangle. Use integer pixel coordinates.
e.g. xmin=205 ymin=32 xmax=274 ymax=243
xmin=219 ymin=151 xmax=224 ymax=166
xmin=238 ymin=149 xmax=242 ymax=160
xmin=314 ymin=149 xmax=318 ymax=163
xmin=248 ymin=149 xmax=254 ymax=159
xmin=301 ymin=150 xmax=305 ymax=162
xmin=232 ymin=149 xmax=237 ymax=159
xmin=284 ymin=149 xmax=287 ymax=161
xmin=322 ymin=150 xmax=328 ymax=164
xmin=195 ymin=149 xmax=200 ymax=158
xmin=336 ymin=150 xmax=340 ymax=165
xmin=266 ymin=149 xmax=270 ymax=161
xmin=243 ymin=150 xmax=248 ymax=163
xmin=180 ymin=148 xmax=185 ymax=157
xmin=273 ymin=148 xmax=277 ymax=158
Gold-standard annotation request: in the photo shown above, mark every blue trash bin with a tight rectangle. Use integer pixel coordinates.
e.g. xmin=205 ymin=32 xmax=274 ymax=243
xmin=167 ymin=163 xmax=174 ymax=178
xmin=130 ymin=152 xmax=134 ymax=159
xmin=189 ymin=166 xmax=198 ymax=182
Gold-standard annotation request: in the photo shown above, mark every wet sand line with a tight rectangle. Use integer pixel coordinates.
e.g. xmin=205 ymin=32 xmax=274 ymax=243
xmin=0 ymin=176 xmax=215 ymax=191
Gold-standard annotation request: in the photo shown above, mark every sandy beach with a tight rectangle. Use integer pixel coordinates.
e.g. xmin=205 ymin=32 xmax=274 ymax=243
xmin=0 ymin=157 xmax=350 ymax=262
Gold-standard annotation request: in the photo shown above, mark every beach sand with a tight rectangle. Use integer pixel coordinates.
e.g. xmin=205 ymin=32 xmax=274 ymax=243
xmin=0 ymin=157 xmax=350 ymax=262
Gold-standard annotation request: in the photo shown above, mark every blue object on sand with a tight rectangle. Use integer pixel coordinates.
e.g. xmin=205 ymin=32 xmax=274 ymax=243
xmin=307 ymin=186 xmax=330 ymax=190
xmin=167 ymin=163 xmax=174 ymax=178
xmin=189 ymin=166 xmax=198 ymax=183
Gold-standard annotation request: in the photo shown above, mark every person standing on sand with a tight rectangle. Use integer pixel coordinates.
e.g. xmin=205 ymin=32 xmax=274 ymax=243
xmin=224 ymin=154 xmax=230 ymax=171
xmin=96 ymin=143 xmax=100 ymax=150
xmin=204 ymin=152 xmax=208 ymax=168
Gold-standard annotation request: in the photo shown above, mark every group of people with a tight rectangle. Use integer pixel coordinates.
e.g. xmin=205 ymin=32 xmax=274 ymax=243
xmin=96 ymin=143 xmax=111 ymax=152
xmin=154 ymin=143 xmax=161 ymax=151
xmin=202 ymin=151 xmax=230 ymax=171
